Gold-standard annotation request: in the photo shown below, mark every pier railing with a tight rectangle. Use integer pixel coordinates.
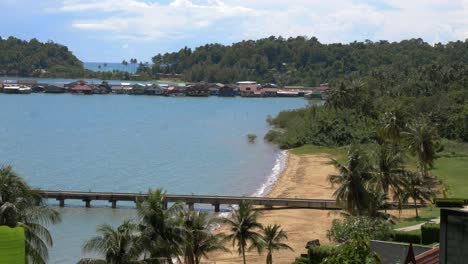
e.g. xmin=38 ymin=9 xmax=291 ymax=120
xmin=38 ymin=190 xmax=340 ymax=211
xmin=38 ymin=190 xmax=425 ymax=212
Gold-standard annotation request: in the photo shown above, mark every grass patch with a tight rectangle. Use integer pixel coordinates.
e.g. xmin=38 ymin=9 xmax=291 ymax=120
xmin=0 ymin=226 xmax=25 ymax=264
xmin=433 ymin=157 xmax=468 ymax=198
xmin=394 ymin=207 xmax=440 ymax=229
xmin=290 ymin=145 xmax=347 ymax=163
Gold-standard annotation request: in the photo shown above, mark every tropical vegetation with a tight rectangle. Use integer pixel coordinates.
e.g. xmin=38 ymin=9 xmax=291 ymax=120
xmin=0 ymin=165 xmax=61 ymax=264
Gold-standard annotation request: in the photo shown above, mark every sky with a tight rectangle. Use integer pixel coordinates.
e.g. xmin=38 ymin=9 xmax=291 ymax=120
xmin=1 ymin=0 xmax=468 ymax=62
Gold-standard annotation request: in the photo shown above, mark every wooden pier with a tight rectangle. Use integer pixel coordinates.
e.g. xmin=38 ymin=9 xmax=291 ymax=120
xmin=38 ymin=190 xmax=341 ymax=211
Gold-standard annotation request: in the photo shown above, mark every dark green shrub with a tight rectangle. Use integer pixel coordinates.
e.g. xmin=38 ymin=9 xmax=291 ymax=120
xmin=327 ymin=216 xmax=394 ymax=243
xmin=307 ymin=245 xmax=335 ymax=264
xmin=264 ymin=130 xmax=282 ymax=143
xmin=434 ymin=198 xmax=464 ymax=208
xmin=393 ymin=230 xmax=421 ymax=244
xmin=421 ymin=223 xmax=440 ymax=244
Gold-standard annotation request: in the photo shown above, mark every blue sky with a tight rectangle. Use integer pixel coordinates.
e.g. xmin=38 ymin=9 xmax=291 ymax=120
xmin=1 ymin=0 xmax=468 ymax=62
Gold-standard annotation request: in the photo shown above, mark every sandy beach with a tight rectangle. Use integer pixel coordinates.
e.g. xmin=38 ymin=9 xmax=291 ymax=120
xmin=210 ymin=152 xmax=339 ymax=263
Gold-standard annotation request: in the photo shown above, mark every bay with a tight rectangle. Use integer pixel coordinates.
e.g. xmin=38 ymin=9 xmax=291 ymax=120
xmin=0 ymin=93 xmax=307 ymax=263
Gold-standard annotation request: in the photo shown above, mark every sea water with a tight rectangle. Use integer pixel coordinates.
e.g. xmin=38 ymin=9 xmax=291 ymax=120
xmin=0 ymin=93 xmax=307 ymax=263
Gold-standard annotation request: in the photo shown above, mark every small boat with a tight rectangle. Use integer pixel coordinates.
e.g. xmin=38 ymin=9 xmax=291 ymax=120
xmin=18 ymin=86 xmax=32 ymax=94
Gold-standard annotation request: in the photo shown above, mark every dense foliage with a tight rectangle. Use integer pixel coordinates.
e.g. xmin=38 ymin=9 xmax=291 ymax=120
xmin=150 ymin=37 xmax=468 ymax=85
xmin=0 ymin=36 xmax=84 ymax=78
xmin=0 ymin=165 xmax=61 ymax=264
xmin=327 ymin=216 xmax=394 ymax=243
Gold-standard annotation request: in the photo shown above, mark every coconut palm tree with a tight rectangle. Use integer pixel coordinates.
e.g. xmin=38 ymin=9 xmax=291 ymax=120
xmin=381 ymin=110 xmax=406 ymax=144
xmin=136 ymin=189 xmax=184 ymax=263
xmin=180 ymin=210 xmax=229 ymax=264
xmin=78 ymin=220 xmax=143 ymax=264
xmin=224 ymin=201 xmax=264 ymax=264
xmin=328 ymin=147 xmax=373 ymax=216
xmin=371 ymin=143 xmax=405 ymax=198
xmin=398 ymin=171 xmax=438 ymax=217
xmin=403 ymin=119 xmax=440 ymax=177
xmin=261 ymin=224 xmax=293 ymax=264
xmin=0 ymin=165 xmax=61 ymax=264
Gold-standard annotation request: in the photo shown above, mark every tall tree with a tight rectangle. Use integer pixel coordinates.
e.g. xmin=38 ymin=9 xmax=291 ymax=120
xmin=260 ymin=224 xmax=293 ymax=264
xmin=0 ymin=165 xmax=61 ymax=264
xmin=136 ymin=189 xmax=183 ymax=263
xmin=224 ymin=201 xmax=264 ymax=264
xmin=403 ymin=119 xmax=440 ymax=177
xmin=328 ymin=148 xmax=373 ymax=216
xmin=397 ymin=171 xmax=438 ymax=217
xmin=180 ymin=210 xmax=229 ymax=264
xmin=78 ymin=221 xmax=143 ymax=264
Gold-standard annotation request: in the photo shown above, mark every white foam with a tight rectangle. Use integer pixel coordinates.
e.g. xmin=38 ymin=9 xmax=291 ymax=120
xmin=251 ymin=150 xmax=288 ymax=197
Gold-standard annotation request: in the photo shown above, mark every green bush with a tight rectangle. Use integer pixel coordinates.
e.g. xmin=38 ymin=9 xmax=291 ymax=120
xmin=393 ymin=230 xmax=421 ymax=244
xmin=294 ymin=245 xmax=336 ymax=264
xmin=327 ymin=216 xmax=394 ymax=243
xmin=421 ymin=223 xmax=440 ymax=245
xmin=264 ymin=130 xmax=282 ymax=143
xmin=434 ymin=198 xmax=464 ymax=208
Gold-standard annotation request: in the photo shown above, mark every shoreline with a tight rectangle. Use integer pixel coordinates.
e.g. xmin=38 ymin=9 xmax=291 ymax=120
xmin=211 ymin=151 xmax=339 ymax=263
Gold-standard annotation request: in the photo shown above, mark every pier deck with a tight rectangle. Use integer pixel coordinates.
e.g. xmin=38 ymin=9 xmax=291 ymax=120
xmin=38 ymin=190 xmax=423 ymax=212
xmin=38 ymin=190 xmax=340 ymax=211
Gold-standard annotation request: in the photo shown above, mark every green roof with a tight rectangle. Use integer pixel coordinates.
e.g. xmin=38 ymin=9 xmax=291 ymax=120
xmin=0 ymin=226 xmax=25 ymax=264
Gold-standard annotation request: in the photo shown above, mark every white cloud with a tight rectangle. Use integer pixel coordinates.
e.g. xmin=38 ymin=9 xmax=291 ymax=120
xmin=53 ymin=0 xmax=468 ymax=44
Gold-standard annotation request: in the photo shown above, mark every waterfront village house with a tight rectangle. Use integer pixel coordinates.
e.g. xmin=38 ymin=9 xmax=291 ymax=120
xmin=129 ymin=83 xmax=146 ymax=95
xmin=207 ymin=83 xmax=221 ymax=96
xmin=261 ymin=83 xmax=279 ymax=97
xmin=218 ymin=84 xmax=236 ymax=97
xmin=186 ymin=83 xmax=210 ymax=96
xmin=167 ymin=85 xmax=186 ymax=96
xmin=144 ymin=84 xmax=164 ymax=95
xmin=111 ymin=85 xmax=125 ymax=94
xmin=44 ymin=84 xmax=66 ymax=93
xmin=71 ymin=81 xmax=93 ymax=94
xmin=306 ymin=83 xmax=330 ymax=99
xmin=31 ymin=85 xmax=45 ymax=93
xmin=96 ymin=81 xmax=112 ymax=94
xmin=237 ymin=81 xmax=262 ymax=97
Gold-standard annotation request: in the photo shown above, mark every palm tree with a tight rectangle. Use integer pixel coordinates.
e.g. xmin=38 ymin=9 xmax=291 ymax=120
xmin=136 ymin=189 xmax=184 ymax=263
xmin=403 ymin=119 xmax=440 ymax=177
xmin=78 ymin=220 xmax=143 ymax=264
xmin=371 ymin=143 xmax=405 ymax=198
xmin=180 ymin=210 xmax=229 ymax=264
xmin=261 ymin=224 xmax=293 ymax=264
xmin=381 ymin=110 xmax=406 ymax=144
xmin=398 ymin=171 xmax=438 ymax=217
xmin=0 ymin=165 xmax=61 ymax=264
xmin=224 ymin=201 xmax=264 ymax=264
xmin=328 ymin=147 xmax=373 ymax=216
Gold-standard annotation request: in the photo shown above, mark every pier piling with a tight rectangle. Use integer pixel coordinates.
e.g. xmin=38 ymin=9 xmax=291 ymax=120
xmin=110 ymin=200 xmax=117 ymax=208
xmin=84 ymin=199 xmax=91 ymax=208
xmin=213 ymin=203 xmax=220 ymax=212
xmin=57 ymin=198 xmax=65 ymax=207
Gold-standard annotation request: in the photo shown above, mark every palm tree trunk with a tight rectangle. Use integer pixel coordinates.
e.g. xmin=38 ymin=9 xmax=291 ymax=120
xmin=241 ymin=244 xmax=247 ymax=264
xmin=266 ymin=252 xmax=272 ymax=264
xmin=414 ymin=199 xmax=419 ymax=218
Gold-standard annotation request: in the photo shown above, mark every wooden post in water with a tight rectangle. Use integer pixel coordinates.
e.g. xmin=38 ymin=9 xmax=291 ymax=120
xmin=84 ymin=199 xmax=91 ymax=208
xmin=57 ymin=198 xmax=65 ymax=207
xmin=213 ymin=203 xmax=220 ymax=213
xmin=110 ymin=200 xmax=117 ymax=208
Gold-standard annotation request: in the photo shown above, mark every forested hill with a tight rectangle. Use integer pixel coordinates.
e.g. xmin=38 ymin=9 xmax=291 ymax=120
xmin=0 ymin=36 xmax=84 ymax=78
xmin=149 ymin=36 xmax=468 ymax=85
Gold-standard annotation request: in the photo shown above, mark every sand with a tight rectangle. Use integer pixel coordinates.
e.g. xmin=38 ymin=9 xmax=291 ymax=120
xmin=209 ymin=153 xmax=339 ymax=263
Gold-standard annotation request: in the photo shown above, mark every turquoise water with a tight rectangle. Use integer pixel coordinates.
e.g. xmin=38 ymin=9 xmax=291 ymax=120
xmin=0 ymin=93 xmax=307 ymax=263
